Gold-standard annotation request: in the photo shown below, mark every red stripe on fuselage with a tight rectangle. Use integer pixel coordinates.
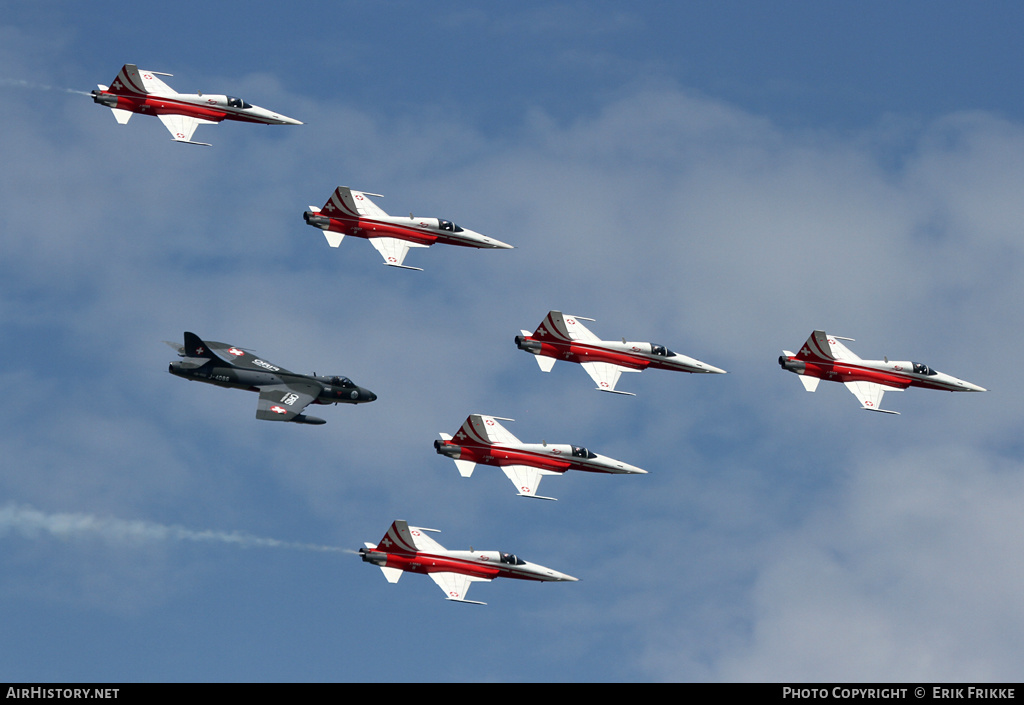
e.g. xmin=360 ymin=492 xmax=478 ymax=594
xmin=529 ymin=339 xmax=651 ymax=370
xmin=798 ymin=360 xmax=959 ymax=390
xmin=98 ymin=91 xmax=279 ymax=124
xmin=450 ymin=445 xmax=574 ymax=473
xmin=324 ymin=216 xmax=440 ymax=246
xmin=379 ymin=552 xmax=501 ymax=579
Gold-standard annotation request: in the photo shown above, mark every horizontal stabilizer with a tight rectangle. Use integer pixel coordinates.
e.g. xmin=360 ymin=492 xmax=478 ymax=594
xmin=799 ymin=376 xmax=820 ymax=392
xmin=171 ymin=138 xmax=212 ymax=147
xmin=454 ymin=459 xmax=476 ymax=478
xmin=383 ymin=262 xmax=424 ymax=271
xmin=446 ymin=597 xmax=487 ymax=605
xmin=536 ymin=356 xmax=556 ymax=372
xmin=324 ymin=231 xmax=345 ymax=247
xmin=111 ymin=108 xmax=133 ymax=124
xmin=380 ymin=566 xmax=403 ymax=583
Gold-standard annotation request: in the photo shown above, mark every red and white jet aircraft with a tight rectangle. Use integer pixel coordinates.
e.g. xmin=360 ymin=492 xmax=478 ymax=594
xmin=302 ymin=186 xmax=513 ymax=271
xmin=515 ymin=310 xmax=726 ymax=395
xmin=91 ymin=64 xmax=302 ymax=146
xmin=359 ymin=520 xmax=577 ymax=605
xmin=779 ymin=330 xmax=986 ymax=415
xmin=435 ymin=414 xmax=646 ymax=500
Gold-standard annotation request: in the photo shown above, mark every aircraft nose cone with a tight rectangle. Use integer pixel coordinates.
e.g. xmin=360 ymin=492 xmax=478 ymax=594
xmin=470 ymin=230 xmax=514 ymax=249
xmin=689 ymin=360 xmax=727 ymax=374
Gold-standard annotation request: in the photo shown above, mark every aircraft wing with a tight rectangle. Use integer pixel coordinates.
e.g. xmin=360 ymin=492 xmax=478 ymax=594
xmin=581 ymin=361 xmax=636 ymax=396
xmin=255 ymin=382 xmax=320 ymax=422
xmin=404 ymin=524 xmax=447 ymax=554
xmin=158 ymin=114 xmax=215 ymax=146
xmin=200 ymin=339 xmax=295 ymax=375
xmin=843 ymin=381 xmax=902 ymax=415
xmin=502 ymin=464 xmax=557 ymax=501
xmin=457 ymin=415 xmax=521 ymax=446
xmin=370 ymin=237 xmax=428 ymax=270
xmin=429 ymin=572 xmax=489 ymax=605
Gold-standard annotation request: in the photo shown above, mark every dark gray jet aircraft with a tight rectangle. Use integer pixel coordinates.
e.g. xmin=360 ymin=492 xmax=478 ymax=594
xmin=167 ymin=332 xmax=376 ymax=425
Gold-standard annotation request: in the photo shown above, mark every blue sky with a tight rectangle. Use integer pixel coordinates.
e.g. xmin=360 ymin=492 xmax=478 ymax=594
xmin=3 ymin=1 xmax=1024 ymax=682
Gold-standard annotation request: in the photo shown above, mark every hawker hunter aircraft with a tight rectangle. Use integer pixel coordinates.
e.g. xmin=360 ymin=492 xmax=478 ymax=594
xmin=302 ymin=186 xmax=513 ymax=270
xmin=515 ymin=310 xmax=726 ymax=395
xmin=167 ymin=332 xmax=375 ymax=424
xmin=91 ymin=64 xmax=302 ymax=145
xmin=779 ymin=330 xmax=986 ymax=414
xmin=435 ymin=414 xmax=646 ymax=500
xmin=359 ymin=520 xmax=577 ymax=605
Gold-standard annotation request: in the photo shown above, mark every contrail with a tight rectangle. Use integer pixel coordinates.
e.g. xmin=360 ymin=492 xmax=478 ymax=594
xmin=0 ymin=504 xmax=345 ymax=553
xmin=1 ymin=78 xmax=92 ymax=96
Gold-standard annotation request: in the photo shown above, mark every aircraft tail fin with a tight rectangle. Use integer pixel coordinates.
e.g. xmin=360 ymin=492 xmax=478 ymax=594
xmin=107 ymin=64 xmax=176 ymax=96
xmin=107 ymin=64 xmax=148 ymax=96
xmin=796 ymin=330 xmax=836 ymax=362
xmin=182 ymin=332 xmax=213 ymax=358
xmin=323 ymin=186 xmax=389 ymax=219
xmin=796 ymin=330 xmax=860 ymax=363
xmin=375 ymin=520 xmax=419 ymax=555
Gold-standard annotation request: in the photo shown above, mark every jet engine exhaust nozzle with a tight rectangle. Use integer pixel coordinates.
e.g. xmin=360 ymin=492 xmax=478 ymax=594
xmin=303 ymin=211 xmax=330 ymax=229
xmin=359 ymin=547 xmax=387 ymax=566
xmin=515 ymin=335 xmax=542 ymax=354
xmin=434 ymin=440 xmax=461 ymax=458
xmin=91 ymin=89 xmax=118 ymax=108
xmin=778 ymin=356 xmax=806 ymax=373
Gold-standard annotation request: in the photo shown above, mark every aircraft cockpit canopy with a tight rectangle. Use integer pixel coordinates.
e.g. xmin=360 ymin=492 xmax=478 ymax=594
xmin=651 ymin=344 xmax=675 ymax=357
xmin=438 ymin=220 xmax=464 ymax=233
xmin=571 ymin=446 xmax=597 ymax=459
xmin=330 ymin=376 xmax=354 ymax=387
xmin=226 ymin=96 xmax=253 ymax=109
xmin=500 ymin=553 xmax=525 ymax=566
xmin=912 ymin=362 xmax=936 ymax=376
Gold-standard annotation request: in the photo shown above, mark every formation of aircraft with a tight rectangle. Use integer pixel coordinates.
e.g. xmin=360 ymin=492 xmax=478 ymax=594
xmin=779 ymin=330 xmax=986 ymax=414
xmin=95 ymin=60 xmax=989 ymax=605
xmin=92 ymin=64 xmax=302 ymax=146
xmin=359 ymin=520 xmax=577 ymax=604
xmin=303 ymin=187 xmax=513 ymax=270
xmin=435 ymin=414 xmax=646 ymax=500
xmin=167 ymin=332 xmax=375 ymax=424
xmin=515 ymin=310 xmax=726 ymax=395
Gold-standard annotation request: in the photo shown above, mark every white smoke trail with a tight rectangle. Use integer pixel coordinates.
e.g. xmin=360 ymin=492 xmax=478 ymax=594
xmin=1 ymin=78 xmax=92 ymax=96
xmin=0 ymin=504 xmax=345 ymax=553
